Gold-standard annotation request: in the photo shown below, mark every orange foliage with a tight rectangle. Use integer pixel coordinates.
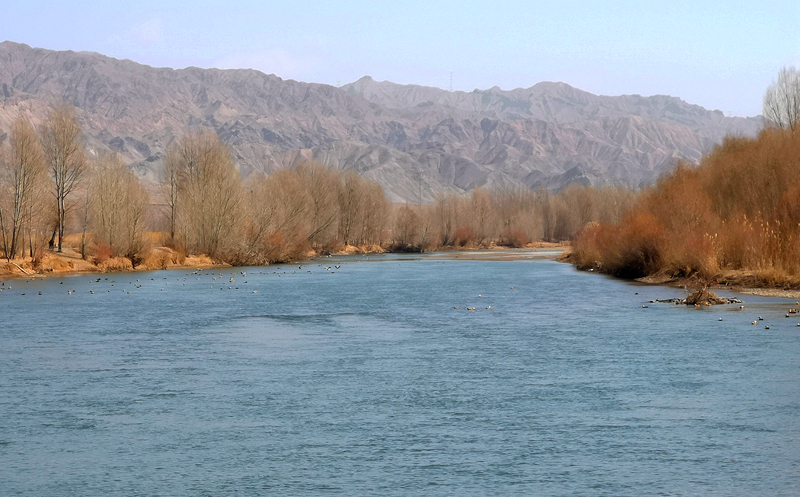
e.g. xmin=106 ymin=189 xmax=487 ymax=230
xmin=454 ymin=226 xmax=475 ymax=247
xmin=572 ymin=127 xmax=800 ymax=281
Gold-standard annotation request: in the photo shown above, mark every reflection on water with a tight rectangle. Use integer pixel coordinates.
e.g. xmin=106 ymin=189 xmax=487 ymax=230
xmin=1 ymin=255 xmax=799 ymax=495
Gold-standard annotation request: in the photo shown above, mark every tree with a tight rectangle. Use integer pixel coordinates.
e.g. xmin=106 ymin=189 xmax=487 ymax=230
xmin=89 ymin=155 xmax=150 ymax=263
xmin=394 ymin=205 xmax=421 ymax=248
xmin=169 ymin=130 xmax=242 ymax=258
xmin=2 ymin=118 xmax=48 ymax=260
xmin=763 ymin=66 xmax=800 ymax=131
xmin=338 ymin=171 xmax=365 ymax=246
xmin=41 ymin=105 xmax=86 ymax=252
xmin=295 ymin=162 xmax=340 ymax=246
xmin=358 ymin=182 xmax=389 ymax=246
xmin=163 ymin=145 xmax=181 ymax=243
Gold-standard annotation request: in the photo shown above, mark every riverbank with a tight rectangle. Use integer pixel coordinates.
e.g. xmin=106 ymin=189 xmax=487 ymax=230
xmin=632 ymin=270 xmax=800 ymax=300
xmin=561 ymin=249 xmax=800 ymax=300
xmin=0 ymin=242 xmax=567 ymax=281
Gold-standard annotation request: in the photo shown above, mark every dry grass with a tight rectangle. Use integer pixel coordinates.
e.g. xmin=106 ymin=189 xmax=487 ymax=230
xmin=337 ymin=244 xmax=386 ymax=255
xmin=572 ymin=128 xmax=800 ymax=285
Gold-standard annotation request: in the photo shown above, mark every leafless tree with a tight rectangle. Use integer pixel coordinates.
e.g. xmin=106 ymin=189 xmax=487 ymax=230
xmin=170 ymin=130 xmax=242 ymax=258
xmin=89 ymin=155 xmax=150 ymax=263
xmin=338 ymin=171 xmax=366 ymax=246
xmin=394 ymin=205 xmax=421 ymax=248
xmin=359 ymin=182 xmax=389 ymax=246
xmin=41 ymin=105 xmax=86 ymax=252
xmin=296 ymin=162 xmax=340 ymax=246
xmin=163 ymin=145 xmax=182 ymax=243
xmin=763 ymin=66 xmax=800 ymax=131
xmin=3 ymin=118 xmax=48 ymax=260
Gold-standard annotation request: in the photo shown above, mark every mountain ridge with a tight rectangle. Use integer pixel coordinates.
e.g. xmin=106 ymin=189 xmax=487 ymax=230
xmin=0 ymin=40 xmax=762 ymax=202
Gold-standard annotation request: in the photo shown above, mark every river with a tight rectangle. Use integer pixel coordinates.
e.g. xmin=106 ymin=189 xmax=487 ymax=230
xmin=1 ymin=253 xmax=798 ymax=495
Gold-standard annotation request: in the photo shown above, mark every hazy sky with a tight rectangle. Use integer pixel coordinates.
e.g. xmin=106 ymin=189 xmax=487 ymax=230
xmin=3 ymin=1 xmax=798 ymax=116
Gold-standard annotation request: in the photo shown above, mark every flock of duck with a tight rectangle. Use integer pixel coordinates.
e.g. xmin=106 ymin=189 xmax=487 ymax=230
xmin=0 ymin=262 xmax=351 ymax=297
xmin=642 ymin=297 xmax=800 ymax=329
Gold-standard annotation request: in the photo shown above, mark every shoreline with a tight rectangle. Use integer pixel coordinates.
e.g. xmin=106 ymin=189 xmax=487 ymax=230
xmin=560 ymin=248 xmax=800 ymax=301
xmin=9 ymin=244 xmax=798 ymax=301
xmin=634 ymin=273 xmax=800 ymax=301
xmin=0 ymin=243 xmax=568 ymax=281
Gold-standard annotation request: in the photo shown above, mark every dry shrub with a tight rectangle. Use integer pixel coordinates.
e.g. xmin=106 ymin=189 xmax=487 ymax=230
xmin=716 ymin=216 xmax=762 ymax=270
xmin=288 ymin=238 xmax=312 ymax=262
xmin=573 ymin=128 xmax=800 ymax=281
xmin=571 ymin=222 xmax=606 ymax=270
xmin=611 ymin=213 xmax=663 ymax=278
xmin=577 ymin=213 xmax=663 ymax=279
xmin=661 ymin=230 xmax=718 ymax=281
xmin=31 ymin=246 xmax=46 ymax=271
xmin=165 ymin=238 xmax=187 ymax=265
xmin=96 ymin=256 xmax=133 ymax=272
xmin=141 ymin=247 xmax=174 ymax=270
xmin=183 ymin=254 xmax=213 ymax=267
xmin=454 ymin=226 xmax=475 ymax=247
xmin=498 ymin=229 xmax=529 ymax=248
xmin=92 ymin=243 xmax=114 ymax=266
xmin=743 ymin=268 xmax=800 ymax=290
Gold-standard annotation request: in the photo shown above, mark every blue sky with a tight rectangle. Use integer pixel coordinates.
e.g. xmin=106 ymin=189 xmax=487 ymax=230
xmin=2 ymin=1 xmax=798 ymax=116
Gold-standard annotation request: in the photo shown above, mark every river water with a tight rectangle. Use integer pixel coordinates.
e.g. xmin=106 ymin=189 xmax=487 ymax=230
xmin=1 ymin=254 xmax=798 ymax=495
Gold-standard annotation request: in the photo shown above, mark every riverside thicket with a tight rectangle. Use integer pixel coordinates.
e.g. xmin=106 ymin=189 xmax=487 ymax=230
xmin=0 ymin=107 xmax=635 ymax=270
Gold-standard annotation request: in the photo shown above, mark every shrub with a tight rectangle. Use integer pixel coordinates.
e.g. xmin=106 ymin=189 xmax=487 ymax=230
xmin=454 ymin=226 xmax=475 ymax=247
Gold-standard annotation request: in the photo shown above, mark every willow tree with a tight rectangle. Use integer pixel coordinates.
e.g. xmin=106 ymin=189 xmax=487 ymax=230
xmin=0 ymin=118 xmax=48 ymax=260
xmin=763 ymin=66 xmax=800 ymax=131
xmin=295 ymin=162 xmax=340 ymax=246
xmin=166 ymin=130 xmax=242 ymax=258
xmin=89 ymin=155 xmax=150 ymax=263
xmin=41 ymin=105 xmax=86 ymax=252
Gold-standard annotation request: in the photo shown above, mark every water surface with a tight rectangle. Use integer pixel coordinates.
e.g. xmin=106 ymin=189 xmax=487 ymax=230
xmin=1 ymin=255 xmax=799 ymax=495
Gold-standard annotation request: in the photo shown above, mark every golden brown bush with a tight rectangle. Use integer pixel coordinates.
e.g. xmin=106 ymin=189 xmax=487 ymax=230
xmin=572 ymin=127 xmax=800 ymax=281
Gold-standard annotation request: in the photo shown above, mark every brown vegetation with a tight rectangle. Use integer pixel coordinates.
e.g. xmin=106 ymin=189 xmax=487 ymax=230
xmin=0 ymin=103 xmax=638 ymax=276
xmin=571 ymin=127 xmax=800 ymax=288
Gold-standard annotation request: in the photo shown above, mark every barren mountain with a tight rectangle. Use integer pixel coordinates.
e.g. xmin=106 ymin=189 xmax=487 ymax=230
xmin=0 ymin=41 xmax=761 ymax=202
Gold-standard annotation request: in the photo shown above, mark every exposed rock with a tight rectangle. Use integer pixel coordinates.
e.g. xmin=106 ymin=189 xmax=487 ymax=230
xmin=0 ymin=41 xmax=762 ymax=202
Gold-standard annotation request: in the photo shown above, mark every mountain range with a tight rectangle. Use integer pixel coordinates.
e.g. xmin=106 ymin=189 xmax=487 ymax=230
xmin=0 ymin=41 xmax=762 ymax=202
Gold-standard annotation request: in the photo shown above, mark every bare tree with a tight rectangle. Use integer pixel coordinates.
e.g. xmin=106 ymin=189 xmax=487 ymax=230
xmin=163 ymin=145 xmax=182 ymax=243
xmin=338 ymin=171 xmax=365 ymax=246
xmin=763 ymin=67 xmax=800 ymax=131
xmin=296 ymin=162 xmax=340 ymax=246
xmin=394 ymin=205 xmax=421 ymax=248
xmin=89 ymin=155 xmax=150 ymax=263
xmin=359 ymin=182 xmax=389 ymax=246
xmin=4 ymin=118 xmax=47 ymax=260
xmin=170 ymin=130 xmax=242 ymax=258
xmin=41 ymin=105 xmax=86 ymax=252
xmin=469 ymin=188 xmax=495 ymax=246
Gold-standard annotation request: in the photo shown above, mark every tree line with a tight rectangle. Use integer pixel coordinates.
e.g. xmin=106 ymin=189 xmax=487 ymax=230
xmin=0 ymin=105 xmax=637 ymax=269
xmin=569 ymin=67 xmax=800 ymax=286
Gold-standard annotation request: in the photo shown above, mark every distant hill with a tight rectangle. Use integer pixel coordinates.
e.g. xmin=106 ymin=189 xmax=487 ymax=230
xmin=0 ymin=41 xmax=762 ymax=202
